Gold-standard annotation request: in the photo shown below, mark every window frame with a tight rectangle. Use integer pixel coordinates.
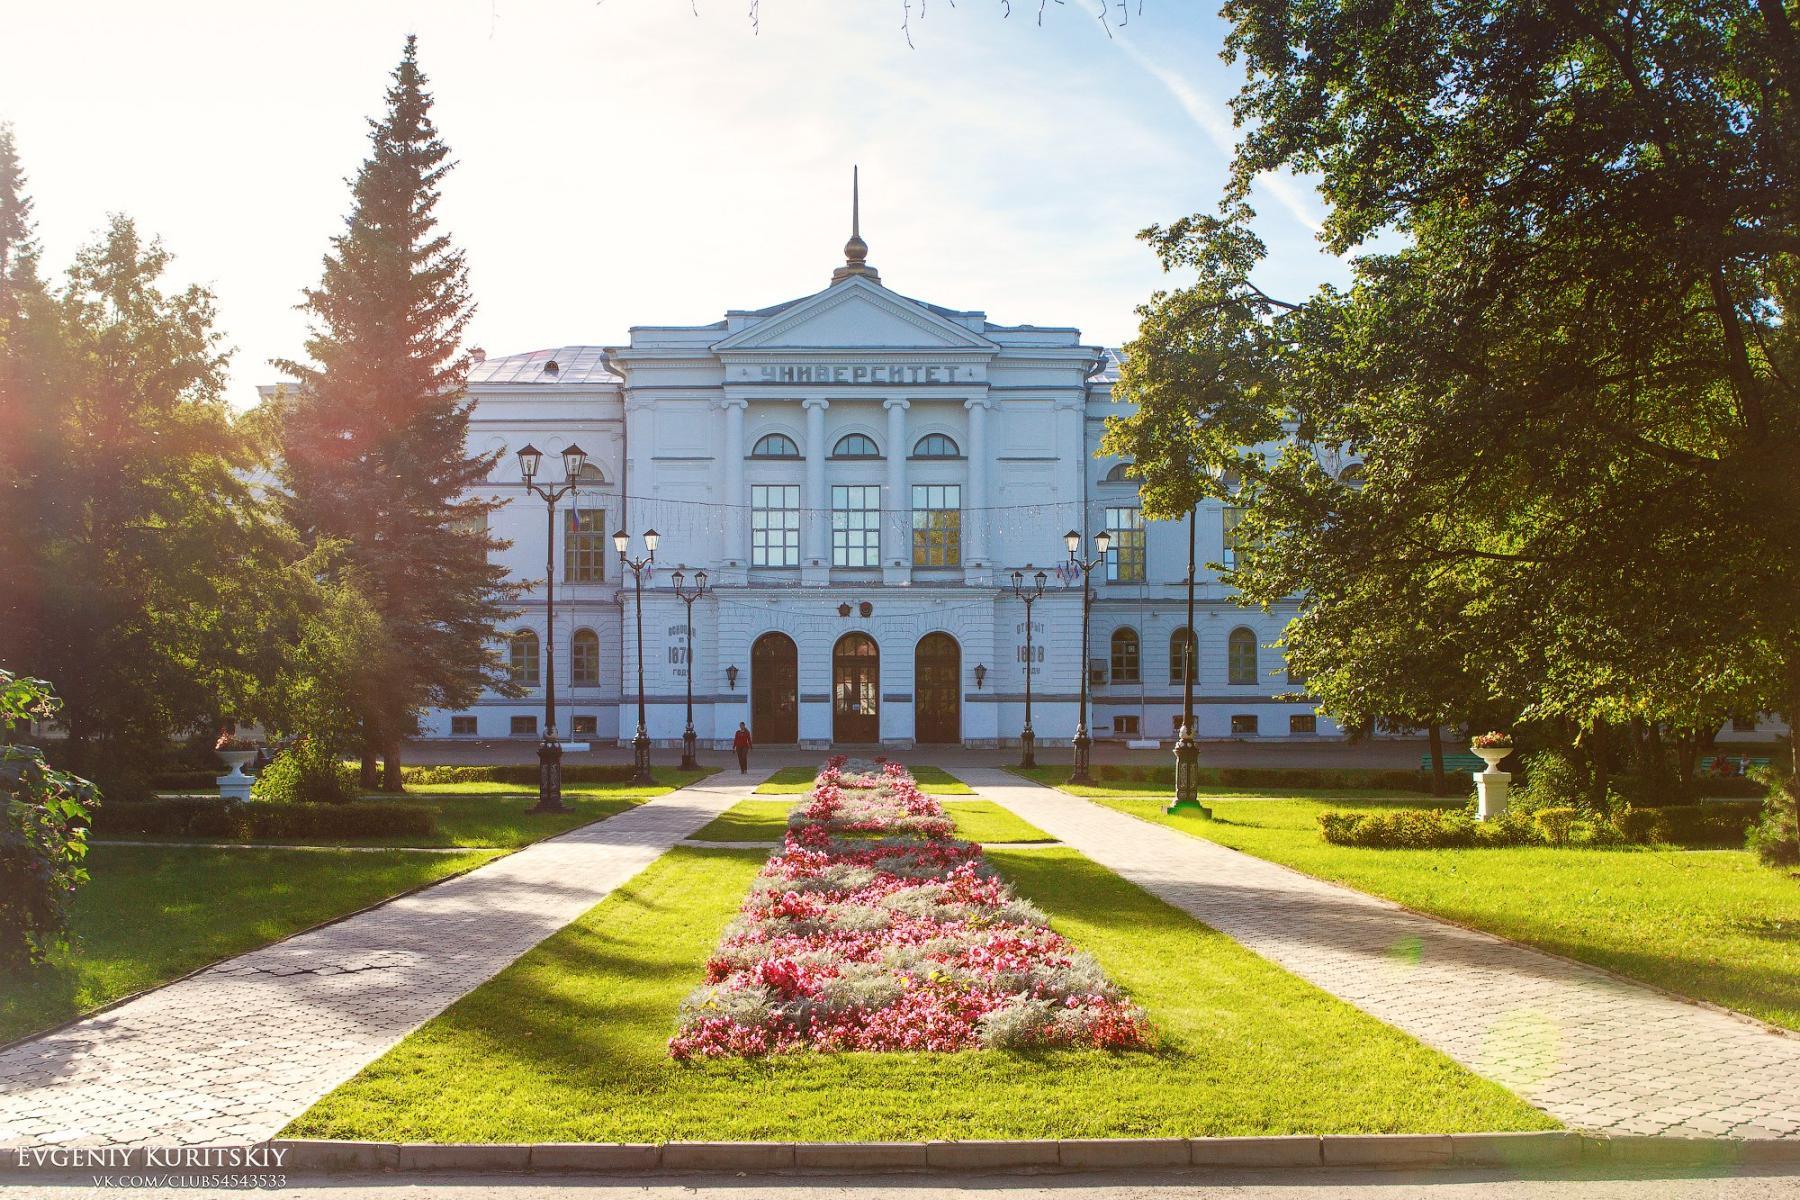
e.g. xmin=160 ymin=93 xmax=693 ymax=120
xmin=563 ymin=507 xmax=608 ymax=582
xmin=1109 ymin=627 xmax=1140 ymax=682
xmin=831 ymin=433 xmax=882 ymax=459
xmin=570 ymin=627 xmax=601 ymax=687
xmin=910 ymin=483 xmax=962 ymax=567
xmin=911 ymin=433 xmax=961 ymax=459
xmin=1227 ymin=626 xmax=1258 ymax=686
xmin=1104 ymin=507 xmax=1146 ymax=582
xmin=510 ymin=714 xmax=538 ymax=737
xmin=1289 ymin=713 xmax=1318 ymax=735
xmin=509 ymin=629 xmax=540 ymax=688
xmin=750 ymin=432 xmax=801 ymax=459
xmin=1231 ymin=713 xmax=1260 ymax=736
xmin=450 ymin=715 xmax=477 ymax=736
xmin=750 ymin=483 xmax=802 ymax=567
xmin=831 ymin=483 xmax=882 ymax=568
xmin=1168 ymin=627 xmax=1197 ymax=684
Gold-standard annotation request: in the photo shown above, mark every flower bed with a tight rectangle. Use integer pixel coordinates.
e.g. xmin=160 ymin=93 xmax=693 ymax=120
xmin=670 ymin=757 xmax=1151 ymax=1059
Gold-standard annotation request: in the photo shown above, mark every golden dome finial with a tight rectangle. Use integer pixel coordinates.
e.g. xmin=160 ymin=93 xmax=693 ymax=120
xmin=833 ymin=165 xmax=880 ymax=284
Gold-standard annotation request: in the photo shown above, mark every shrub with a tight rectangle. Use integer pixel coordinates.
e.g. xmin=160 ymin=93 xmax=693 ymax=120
xmin=402 ymin=763 xmax=642 ymax=786
xmin=1614 ymin=807 xmax=1668 ymax=844
xmin=1650 ymin=802 xmax=1763 ymax=846
xmin=1533 ymin=806 xmax=1580 ymax=846
xmin=253 ymin=739 xmax=357 ymax=805
xmin=89 ymin=797 xmax=433 ymax=840
xmin=1317 ymin=808 xmax=1512 ymax=848
xmin=1094 ymin=763 xmax=1431 ymax=793
xmin=1514 ymin=751 xmax=1587 ymax=816
xmin=1 ymin=672 xmax=101 ymax=969
xmin=1747 ymin=802 xmax=1797 ymax=867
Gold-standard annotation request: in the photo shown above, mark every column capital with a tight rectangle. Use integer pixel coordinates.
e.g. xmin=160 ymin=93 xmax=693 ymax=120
xmin=801 ymin=397 xmax=831 ymax=412
xmin=964 ymin=396 xmax=994 ymax=412
xmin=882 ymin=397 xmax=911 ymax=412
xmin=716 ymin=396 xmax=749 ymax=412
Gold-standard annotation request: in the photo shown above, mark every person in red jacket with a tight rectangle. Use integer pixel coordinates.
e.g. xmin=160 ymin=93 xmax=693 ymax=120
xmin=732 ymin=722 xmax=753 ymax=772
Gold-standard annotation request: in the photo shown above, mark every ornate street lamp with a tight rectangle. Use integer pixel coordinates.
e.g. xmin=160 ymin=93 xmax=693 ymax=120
xmin=517 ymin=441 xmax=587 ymax=813
xmin=614 ymin=527 xmax=660 ymax=784
xmin=670 ymin=568 xmax=709 ymax=770
xmin=1064 ymin=528 xmax=1110 ymax=785
xmin=1008 ymin=568 xmax=1048 ymax=768
xmin=1169 ymin=508 xmax=1212 ymax=816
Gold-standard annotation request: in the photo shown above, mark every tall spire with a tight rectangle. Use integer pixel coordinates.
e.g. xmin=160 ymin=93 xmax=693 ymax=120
xmin=832 ymin=165 xmax=879 ymax=284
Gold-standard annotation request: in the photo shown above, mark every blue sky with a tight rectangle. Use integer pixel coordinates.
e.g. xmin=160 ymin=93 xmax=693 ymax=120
xmin=1 ymin=0 xmax=1347 ymax=406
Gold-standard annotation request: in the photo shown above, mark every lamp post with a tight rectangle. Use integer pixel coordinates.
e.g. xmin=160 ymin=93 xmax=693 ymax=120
xmin=1064 ymin=528 xmax=1111 ymax=785
xmin=670 ymin=568 xmax=709 ymax=770
xmin=1168 ymin=508 xmax=1212 ymax=816
xmin=516 ymin=441 xmax=589 ymax=813
xmin=1009 ymin=568 xmax=1048 ymax=768
xmin=614 ymin=527 xmax=660 ymax=785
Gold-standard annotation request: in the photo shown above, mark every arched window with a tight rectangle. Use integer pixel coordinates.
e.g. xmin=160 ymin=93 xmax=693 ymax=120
xmin=912 ymin=433 xmax=960 ymax=458
xmin=1110 ymin=628 xmax=1140 ymax=682
xmin=832 ymin=433 xmax=881 ymax=458
xmin=575 ymin=463 xmax=607 ymax=484
xmin=509 ymin=630 xmax=540 ymax=688
xmin=1168 ymin=628 xmax=1196 ymax=684
xmin=1228 ymin=627 xmax=1258 ymax=685
xmin=571 ymin=628 xmax=600 ymax=686
xmin=1337 ymin=463 xmax=1366 ymax=490
xmin=751 ymin=433 xmax=800 ymax=458
xmin=1103 ymin=461 xmax=1134 ymax=482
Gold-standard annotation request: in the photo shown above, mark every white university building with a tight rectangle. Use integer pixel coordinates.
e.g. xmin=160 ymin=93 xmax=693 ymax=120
xmin=426 ymin=214 xmax=1338 ymax=750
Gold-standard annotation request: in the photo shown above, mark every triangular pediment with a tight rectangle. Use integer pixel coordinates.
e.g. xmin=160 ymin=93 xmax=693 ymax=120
xmin=714 ymin=276 xmax=997 ymax=353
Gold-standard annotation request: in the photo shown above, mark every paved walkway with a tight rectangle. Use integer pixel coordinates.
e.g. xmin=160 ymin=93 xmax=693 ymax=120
xmin=0 ymin=772 xmax=768 ymax=1149
xmin=955 ymin=769 xmax=1800 ymax=1141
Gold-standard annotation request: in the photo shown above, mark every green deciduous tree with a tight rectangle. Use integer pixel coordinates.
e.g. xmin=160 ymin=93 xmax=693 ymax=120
xmin=0 ymin=671 xmax=98 ymax=969
xmin=1110 ymin=0 xmax=1800 ymax=849
xmin=275 ymin=37 xmax=514 ymax=790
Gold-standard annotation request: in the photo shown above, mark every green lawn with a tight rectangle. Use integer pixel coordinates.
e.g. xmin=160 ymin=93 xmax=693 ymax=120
xmin=754 ymin=765 xmax=974 ymax=795
xmin=286 ymin=845 xmax=1550 ymax=1143
xmin=691 ymin=798 xmax=1055 ymax=844
xmin=1 ymin=844 xmax=499 ymax=1044
xmin=136 ymin=771 xmax=712 ymax=848
xmin=1017 ymin=773 xmax=1800 ymax=1033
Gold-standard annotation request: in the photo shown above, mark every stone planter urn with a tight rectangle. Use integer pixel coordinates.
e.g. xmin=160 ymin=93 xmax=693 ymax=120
xmin=217 ymin=750 xmax=255 ymax=803
xmin=1470 ymin=741 xmax=1512 ymax=821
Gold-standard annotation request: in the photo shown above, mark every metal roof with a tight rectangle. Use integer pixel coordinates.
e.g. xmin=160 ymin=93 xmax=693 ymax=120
xmin=466 ymin=345 xmax=619 ymax=386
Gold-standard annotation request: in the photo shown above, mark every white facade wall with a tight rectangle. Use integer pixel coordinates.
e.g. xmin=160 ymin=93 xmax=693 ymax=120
xmin=420 ymin=272 xmax=1340 ymax=747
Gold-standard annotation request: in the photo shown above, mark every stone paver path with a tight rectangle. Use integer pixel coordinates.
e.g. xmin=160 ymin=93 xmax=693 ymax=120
xmin=956 ymin=768 xmax=1800 ymax=1140
xmin=0 ymin=771 xmax=767 ymax=1149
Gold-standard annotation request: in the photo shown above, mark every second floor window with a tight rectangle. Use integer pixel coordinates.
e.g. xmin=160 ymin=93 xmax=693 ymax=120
xmin=831 ymin=485 xmax=881 ymax=567
xmin=1228 ymin=626 xmax=1259 ymax=685
xmin=1169 ymin=627 xmax=1196 ymax=684
xmin=1223 ymin=505 xmax=1249 ymax=569
xmin=751 ymin=484 xmax=801 ymax=566
xmin=564 ymin=508 xmax=607 ymax=582
xmin=571 ymin=628 xmax=600 ymax=686
xmin=509 ymin=629 xmax=540 ymax=688
xmin=1110 ymin=627 xmax=1140 ymax=682
xmin=911 ymin=483 xmax=961 ymax=567
xmin=751 ymin=433 xmax=800 ymax=458
xmin=1105 ymin=507 xmax=1146 ymax=582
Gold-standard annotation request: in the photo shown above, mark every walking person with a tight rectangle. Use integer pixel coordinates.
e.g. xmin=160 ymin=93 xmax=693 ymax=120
xmin=732 ymin=722 xmax=753 ymax=773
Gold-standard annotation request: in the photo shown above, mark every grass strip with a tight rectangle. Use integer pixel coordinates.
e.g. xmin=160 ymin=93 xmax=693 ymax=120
xmin=285 ymin=845 xmax=1550 ymax=1142
xmin=1066 ymin=789 xmax=1800 ymax=1033
xmin=1 ymin=845 xmax=500 ymax=1044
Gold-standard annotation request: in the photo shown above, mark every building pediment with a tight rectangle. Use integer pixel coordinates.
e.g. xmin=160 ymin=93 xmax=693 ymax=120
xmin=713 ymin=276 xmax=997 ymax=355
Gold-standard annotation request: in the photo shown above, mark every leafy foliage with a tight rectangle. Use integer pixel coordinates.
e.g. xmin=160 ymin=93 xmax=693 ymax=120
xmin=0 ymin=672 xmax=98 ymax=969
xmin=250 ymin=739 xmax=359 ymax=806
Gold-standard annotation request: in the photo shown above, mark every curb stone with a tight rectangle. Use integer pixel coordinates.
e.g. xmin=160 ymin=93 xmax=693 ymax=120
xmin=262 ymin=1132 xmax=1796 ymax=1175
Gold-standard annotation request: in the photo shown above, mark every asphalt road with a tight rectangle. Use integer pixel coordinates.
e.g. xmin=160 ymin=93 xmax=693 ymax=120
xmin=7 ymin=1167 xmax=1800 ymax=1198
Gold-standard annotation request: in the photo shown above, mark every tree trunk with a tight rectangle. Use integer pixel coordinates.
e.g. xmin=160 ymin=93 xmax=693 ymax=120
xmin=359 ymin=749 xmax=378 ymax=790
xmin=1789 ymin=687 xmax=1800 ymax=862
xmin=381 ymin=741 xmax=403 ymax=793
xmin=1427 ymin=724 xmax=1447 ymax=796
xmin=1591 ymin=723 xmax=1611 ymax=809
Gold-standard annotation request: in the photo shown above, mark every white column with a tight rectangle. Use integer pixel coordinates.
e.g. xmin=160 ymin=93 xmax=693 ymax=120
xmin=720 ymin=397 xmax=747 ymax=574
xmin=883 ymin=398 xmax=910 ymax=584
xmin=964 ymin=396 xmax=991 ymax=579
xmin=802 ymin=397 xmax=829 ymax=584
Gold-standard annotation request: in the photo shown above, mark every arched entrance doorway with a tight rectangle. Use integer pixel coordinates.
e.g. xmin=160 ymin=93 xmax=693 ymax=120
xmin=914 ymin=632 xmax=962 ymax=744
xmin=832 ymin=633 xmax=880 ymax=744
xmin=750 ymin=632 xmax=798 ymax=744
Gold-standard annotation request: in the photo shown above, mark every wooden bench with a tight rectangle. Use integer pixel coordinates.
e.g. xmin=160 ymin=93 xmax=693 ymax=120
xmin=1419 ymin=752 xmax=1489 ymax=773
xmin=1698 ymin=755 xmax=1770 ymax=777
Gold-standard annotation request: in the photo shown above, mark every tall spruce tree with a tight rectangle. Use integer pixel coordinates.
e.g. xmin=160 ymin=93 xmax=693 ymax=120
xmin=276 ymin=37 xmax=512 ymax=789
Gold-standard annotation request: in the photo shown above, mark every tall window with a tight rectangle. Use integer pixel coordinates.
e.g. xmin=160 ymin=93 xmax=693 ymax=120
xmin=751 ymin=484 xmax=801 ymax=566
xmin=1110 ymin=627 xmax=1140 ymax=682
xmin=509 ymin=630 xmax=540 ymax=688
xmin=832 ymin=485 xmax=881 ymax=567
xmin=571 ymin=628 xmax=600 ymax=686
xmin=1105 ymin=508 xmax=1146 ymax=582
xmin=564 ymin=508 xmax=607 ymax=581
xmin=1223 ymin=506 xmax=1249 ymax=568
xmin=833 ymin=433 xmax=881 ymax=458
xmin=751 ymin=433 xmax=800 ymax=458
xmin=912 ymin=433 xmax=960 ymax=458
xmin=1168 ymin=627 xmax=1196 ymax=684
xmin=911 ymin=484 xmax=961 ymax=566
xmin=1228 ymin=627 xmax=1258 ymax=685
xmin=1285 ymin=658 xmax=1308 ymax=686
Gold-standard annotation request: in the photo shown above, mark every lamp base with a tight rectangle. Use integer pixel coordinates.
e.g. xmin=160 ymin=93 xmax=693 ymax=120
xmin=532 ymin=740 xmax=567 ymax=812
xmin=632 ymin=730 xmax=654 ymax=786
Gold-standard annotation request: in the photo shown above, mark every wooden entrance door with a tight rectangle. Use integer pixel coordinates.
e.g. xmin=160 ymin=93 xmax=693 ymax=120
xmin=914 ymin=632 xmax=962 ymax=744
xmin=832 ymin=633 xmax=880 ymax=743
xmin=751 ymin=632 xmax=798 ymax=744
